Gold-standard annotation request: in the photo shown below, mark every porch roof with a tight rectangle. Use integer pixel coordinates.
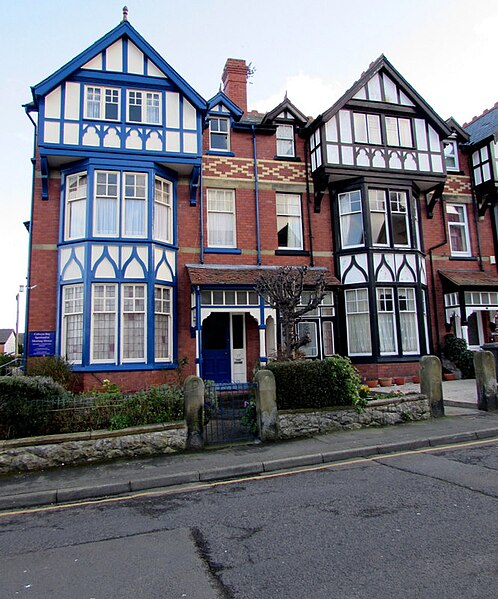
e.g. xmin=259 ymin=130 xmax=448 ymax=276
xmin=439 ymin=270 xmax=498 ymax=291
xmin=186 ymin=264 xmax=340 ymax=286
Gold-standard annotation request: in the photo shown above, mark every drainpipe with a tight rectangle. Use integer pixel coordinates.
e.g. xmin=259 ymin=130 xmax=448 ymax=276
xmin=252 ymin=125 xmax=261 ymax=265
xmin=304 ymin=136 xmax=315 ymax=267
xmin=23 ymin=106 xmax=38 ymax=370
xmin=427 ymin=191 xmax=448 ymax=355
xmin=471 ymin=187 xmax=484 ymax=271
xmin=199 ymin=166 xmax=204 ymax=264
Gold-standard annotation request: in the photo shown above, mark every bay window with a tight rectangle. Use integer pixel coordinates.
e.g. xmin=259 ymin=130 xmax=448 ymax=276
xmin=155 ymin=286 xmax=171 ymax=361
xmin=207 ymin=188 xmax=236 ymax=247
xmin=399 ymin=288 xmax=419 ymax=354
xmin=339 ymin=190 xmax=364 ymax=248
xmin=95 ymin=171 xmax=119 ymax=236
xmin=276 ymin=193 xmax=303 ymax=249
xmin=154 ymin=177 xmax=173 ymax=243
xmin=377 ymin=288 xmax=397 ymax=354
xmin=65 ymin=173 xmax=87 ymax=239
xmin=345 ymin=289 xmax=372 ymax=355
xmin=123 ymin=173 xmax=146 ymax=237
xmin=122 ymin=285 xmax=146 ymax=361
xmin=390 ymin=191 xmax=410 ymax=246
xmin=91 ymin=284 xmax=117 ymax=362
xmin=368 ymin=189 xmax=388 ymax=245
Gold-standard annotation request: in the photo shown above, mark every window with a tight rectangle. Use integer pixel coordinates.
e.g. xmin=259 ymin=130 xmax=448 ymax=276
xmin=353 ymin=113 xmax=381 ymax=145
xmin=345 ymin=289 xmax=372 ymax=355
xmin=155 ymin=286 xmax=171 ymax=361
xmin=85 ymin=86 xmax=119 ymax=120
xmin=207 ymin=189 xmax=236 ymax=247
xmin=385 ymin=117 xmax=413 ymax=147
xmin=62 ymin=285 xmax=83 ymax=362
xmin=276 ymin=124 xmax=295 ymax=157
xmin=368 ymin=190 xmax=388 ymax=245
xmin=443 ymin=140 xmax=459 ymax=171
xmin=390 ymin=191 xmax=410 ymax=246
xmin=276 ymin=193 xmax=303 ymax=249
xmin=209 ymin=117 xmax=230 ymax=151
xmin=339 ymin=190 xmax=364 ymax=248
xmin=95 ymin=171 xmax=119 ymax=236
xmin=399 ymin=288 xmax=419 ymax=354
xmin=447 ymin=204 xmax=471 ymax=257
xmin=472 ymin=146 xmax=492 ymax=185
xmin=122 ymin=284 xmax=146 ymax=362
xmin=123 ymin=173 xmax=146 ymax=237
xmin=297 ymin=321 xmax=318 ymax=357
xmin=94 ymin=171 xmax=148 ymax=238
xmin=377 ymin=288 xmax=397 ymax=354
xmin=91 ymin=284 xmax=117 ymax=362
xmin=127 ymin=90 xmax=161 ymax=124
xmin=65 ymin=172 xmax=87 ymax=239
xmin=154 ymin=177 xmax=172 ymax=243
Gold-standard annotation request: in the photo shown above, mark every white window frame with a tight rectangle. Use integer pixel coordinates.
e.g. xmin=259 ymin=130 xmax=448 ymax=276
xmin=276 ymin=193 xmax=303 ymax=249
xmin=443 ymin=139 xmax=459 ymax=172
xmin=65 ymin=172 xmax=87 ymax=240
xmin=84 ymin=85 xmax=120 ymax=121
xmin=339 ymin=190 xmax=364 ymax=249
xmin=94 ymin=171 xmax=119 ymax=237
xmin=368 ymin=189 xmax=389 ymax=246
xmin=155 ymin=285 xmax=172 ymax=362
xmin=297 ymin=321 xmax=318 ymax=357
xmin=447 ymin=203 xmax=471 ymax=257
xmin=389 ymin=191 xmax=410 ymax=247
xmin=385 ymin=116 xmax=413 ymax=147
xmin=127 ymin=90 xmax=162 ymax=125
xmin=121 ymin=284 xmax=146 ymax=363
xmin=207 ymin=188 xmax=236 ymax=248
xmin=91 ymin=283 xmax=117 ymax=364
xmin=398 ymin=287 xmax=420 ymax=354
xmin=377 ymin=287 xmax=398 ymax=355
xmin=154 ymin=177 xmax=173 ymax=243
xmin=345 ymin=288 xmax=372 ymax=356
xmin=209 ymin=117 xmax=230 ymax=151
xmin=276 ymin=124 xmax=295 ymax=157
xmin=353 ymin=113 xmax=381 ymax=145
xmin=61 ymin=284 xmax=84 ymax=363
xmin=122 ymin=172 xmax=147 ymax=238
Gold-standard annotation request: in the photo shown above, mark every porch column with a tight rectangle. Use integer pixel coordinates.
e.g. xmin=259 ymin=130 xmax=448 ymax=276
xmin=259 ymin=325 xmax=267 ymax=366
xmin=461 ymin=325 xmax=469 ymax=345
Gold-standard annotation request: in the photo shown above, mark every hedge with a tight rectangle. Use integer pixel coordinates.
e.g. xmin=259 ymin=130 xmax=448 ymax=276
xmin=265 ymin=356 xmax=361 ymax=410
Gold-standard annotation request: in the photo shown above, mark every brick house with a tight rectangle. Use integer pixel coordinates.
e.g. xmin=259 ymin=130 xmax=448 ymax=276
xmin=23 ymin=15 xmax=497 ymax=390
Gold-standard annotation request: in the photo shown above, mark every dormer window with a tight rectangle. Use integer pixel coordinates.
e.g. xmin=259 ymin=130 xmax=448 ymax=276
xmin=276 ymin=124 xmax=295 ymax=157
xmin=443 ymin=139 xmax=459 ymax=171
xmin=84 ymin=86 xmax=119 ymax=121
xmin=209 ymin=117 xmax=230 ymax=151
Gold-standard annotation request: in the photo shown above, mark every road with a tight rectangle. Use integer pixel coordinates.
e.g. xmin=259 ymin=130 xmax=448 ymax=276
xmin=1 ymin=440 xmax=498 ymax=598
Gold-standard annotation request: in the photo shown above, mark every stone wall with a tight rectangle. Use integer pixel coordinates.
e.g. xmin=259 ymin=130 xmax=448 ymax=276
xmin=278 ymin=395 xmax=430 ymax=439
xmin=0 ymin=423 xmax=186 ymax=474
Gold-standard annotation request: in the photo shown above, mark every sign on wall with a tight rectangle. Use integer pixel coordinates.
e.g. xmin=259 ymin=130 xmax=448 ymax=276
xmin=28 ymin=331 xmax=56 ymax=357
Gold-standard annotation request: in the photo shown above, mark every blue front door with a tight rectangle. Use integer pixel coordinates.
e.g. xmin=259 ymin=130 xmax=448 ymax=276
xmin=202 ymin=313 xmax=231 ymax=383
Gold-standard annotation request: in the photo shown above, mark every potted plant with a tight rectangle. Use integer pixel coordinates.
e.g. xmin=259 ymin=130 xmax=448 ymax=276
xmin=366 ymin=378 xmax=378 ymax=388
xmin=393 ymin=376 xmax=406 ymax=386
xmin=378 ymin=377 xmax=392 ymax=387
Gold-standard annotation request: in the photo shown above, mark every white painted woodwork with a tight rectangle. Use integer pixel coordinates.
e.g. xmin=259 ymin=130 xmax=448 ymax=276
xmin=106 ymin=40 xmax=123 ymax=72
xmin=64 ymin=82 xmax=80 ymax=120
xmin=45 ymin=86 xmax=61 ymax=119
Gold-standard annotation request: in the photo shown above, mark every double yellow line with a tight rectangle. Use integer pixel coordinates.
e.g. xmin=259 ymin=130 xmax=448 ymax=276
xmin=1 ymin=436 xmax=497 ymax=519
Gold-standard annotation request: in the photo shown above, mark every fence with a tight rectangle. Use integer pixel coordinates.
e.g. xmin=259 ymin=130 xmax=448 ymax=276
xmin=204 ymin=382 xmax=257 ymax=444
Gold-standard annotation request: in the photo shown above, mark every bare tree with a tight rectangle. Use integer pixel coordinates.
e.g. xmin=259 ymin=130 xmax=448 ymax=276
xmin=256 ymin=266 xmax=327 ymax=360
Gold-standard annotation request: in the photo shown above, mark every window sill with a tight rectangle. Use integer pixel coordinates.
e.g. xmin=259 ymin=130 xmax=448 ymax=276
xmin=204 ymin=247 xmax=242 ymax=254
xmin=449 ymin=256 xmax=477 ymax=261
xmin=275 ymin=249 xmax=310 ymax=256
xmin=72 ymin=362 xmax=177 ymax=372
xmin=206 ymin=150 xmax=235 ymax=157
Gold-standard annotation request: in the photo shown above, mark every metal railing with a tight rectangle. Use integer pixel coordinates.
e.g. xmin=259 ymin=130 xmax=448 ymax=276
xmin=0 ymin=357 xmax=22 ymax=376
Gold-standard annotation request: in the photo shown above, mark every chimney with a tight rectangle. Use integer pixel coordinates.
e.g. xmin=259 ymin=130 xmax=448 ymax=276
xmin=222 ymin=59 xmax=248 ymax=113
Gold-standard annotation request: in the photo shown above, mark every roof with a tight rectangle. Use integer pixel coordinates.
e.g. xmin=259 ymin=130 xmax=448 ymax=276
xmin=312 ymin=55 xmax=451 ymax=138
xmin=262 ymin=97 xmax=309 ymax=126
xmin=0 ymin=329 xmax=14 ymax=344
xmin=206 ymin=91 xmax=243 ymax=121
xmin=439 ymin=270 xmax=498 ymax=289
xmin=186 ymin=264 xmax=340 ymax=286
xmin=464 ymin=104 xmax=498 ymax=146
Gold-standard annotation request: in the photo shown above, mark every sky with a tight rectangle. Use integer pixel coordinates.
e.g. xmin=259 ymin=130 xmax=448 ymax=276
xmin=1 ymin=0 xmax=497 ymax=332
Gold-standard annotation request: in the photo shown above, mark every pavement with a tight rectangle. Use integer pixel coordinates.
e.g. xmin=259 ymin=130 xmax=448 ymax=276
xmin=1 ymin=379 xmax=498 ymax=512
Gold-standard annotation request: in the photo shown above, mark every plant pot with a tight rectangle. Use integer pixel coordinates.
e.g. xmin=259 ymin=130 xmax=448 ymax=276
xmin=366 ymin=379 xmax=378 ymax=388
xmin=378 ymin=377 xmax=392 ymax=387
xmin=443 ymin=373 xmax=456 ymax=381
xmin=412 ymin=375 xmax=420 ymax=384
xmin=393 ymin=377 xmax=406 ymax=386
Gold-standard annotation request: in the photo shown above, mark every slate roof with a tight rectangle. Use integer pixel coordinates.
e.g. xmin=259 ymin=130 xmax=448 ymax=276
xmin=186 ymin=264 xmax=340 ymax=286
xmin=439 ymin=270 xmax=498 ymax=289
xmin=0 ymin=329 xmax=14 ymax=344
xmin=464 ymin=103 xmax=498 ymax=146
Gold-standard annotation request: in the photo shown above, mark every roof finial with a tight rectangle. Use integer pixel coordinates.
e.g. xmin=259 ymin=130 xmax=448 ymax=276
xmin=122 ymin=6 xmax=129 ymax=22
xmin=284 ymin=90 xmax=288 ymax=100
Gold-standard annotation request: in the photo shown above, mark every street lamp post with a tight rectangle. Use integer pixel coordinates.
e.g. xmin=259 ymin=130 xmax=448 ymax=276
xmin=15 ymin=285 xmax=36 ymax=359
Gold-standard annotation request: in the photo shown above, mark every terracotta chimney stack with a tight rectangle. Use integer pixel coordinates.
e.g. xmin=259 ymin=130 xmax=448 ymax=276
xmin=222 ymin=59 xmax=248 ymax=113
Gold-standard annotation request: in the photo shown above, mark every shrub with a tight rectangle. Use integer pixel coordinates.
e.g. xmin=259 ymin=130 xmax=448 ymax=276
xmin=442 ymin=334 xmax=475 ymax=379
xmin=0 ymin=375 xmax=70 ymax=439
xmin=27 ymin=356 xmax=77 ymax=391
xmin=265 ymin=356 xmax=361 ymax=410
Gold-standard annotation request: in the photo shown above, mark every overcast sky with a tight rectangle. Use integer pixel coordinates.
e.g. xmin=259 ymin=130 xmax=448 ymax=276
xmin=1 ymin=0 xmax=497 ymax=332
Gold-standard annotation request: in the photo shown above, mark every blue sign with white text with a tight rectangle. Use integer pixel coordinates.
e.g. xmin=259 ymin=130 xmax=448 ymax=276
xmin=28 ymin=331 xmax=56 ymax=357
